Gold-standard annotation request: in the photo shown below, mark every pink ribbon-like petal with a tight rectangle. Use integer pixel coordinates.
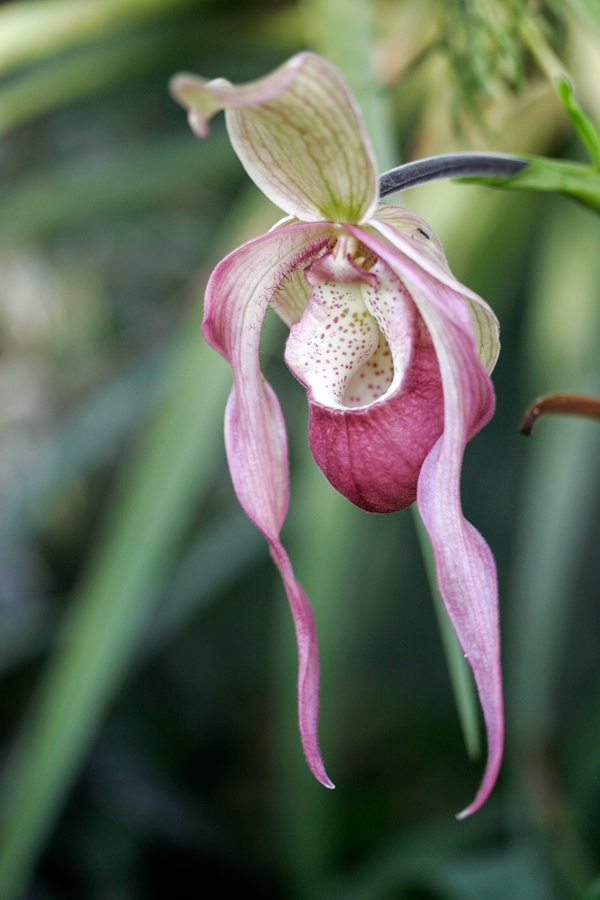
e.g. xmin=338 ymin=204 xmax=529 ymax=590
xmin=203 ymin=221 xmax=335 ymax=788
xmin=347 ymin=223 xmax=503 ymax=817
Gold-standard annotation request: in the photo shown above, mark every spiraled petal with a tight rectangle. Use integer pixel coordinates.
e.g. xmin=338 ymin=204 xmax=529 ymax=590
xmin=171 ymin=53 xmax=379 ymax=223
xmin=203 ymin=222 xmax=335 ymax=787
xmin=347 ymin=224 xmax=503 ymax=817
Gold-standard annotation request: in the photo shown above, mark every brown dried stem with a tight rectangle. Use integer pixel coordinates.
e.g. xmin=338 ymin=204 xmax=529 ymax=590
xmin=519 ymin=392 xmax=600 ymax=436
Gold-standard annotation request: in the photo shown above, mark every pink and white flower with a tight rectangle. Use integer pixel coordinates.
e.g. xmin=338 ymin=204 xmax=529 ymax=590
xmin=170 ymin=52 xmax=503 ymax=817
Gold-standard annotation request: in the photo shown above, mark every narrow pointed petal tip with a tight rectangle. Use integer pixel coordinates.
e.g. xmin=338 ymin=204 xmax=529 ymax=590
xmin=269 ymin=540 xmax=334 ymax=790
xmin=456 ymin=728 xmax=503 ymax=819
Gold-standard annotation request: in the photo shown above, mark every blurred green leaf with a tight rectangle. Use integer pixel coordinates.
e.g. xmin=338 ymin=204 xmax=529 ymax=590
xmin=0 ymin=29 xmax=170 ymax=135
xmin=0 ymin=0 xmax=194 ymax=77
xmin=0 ymin=308 xmax=231 ymax=900
xmin=322 ymin=813 xmax=559 ymax=900
xmin=0 ymin=352 xmax=167 ymax=547
xmin=564 ymin=0 xmax=600 ymax=36
xmin=0 ymin=191 xmax=278 ymax=900
xmin=556 ymin=75 xmax=600 ymax=169
xmin=144 ymin=508 xmax=266 ymax=655
xmin=0 ymin=132 xmax=238 ymax=245
xmin=506 ymin=202 xmax=600 ymax=893
xmin=585 ymin=874 xmax=600 ymax=900
xmin=508 ymin=201 xmax=600 ymax=748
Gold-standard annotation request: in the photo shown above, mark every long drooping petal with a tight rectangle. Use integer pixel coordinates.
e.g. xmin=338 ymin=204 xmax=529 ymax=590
xmin=170 ymin=53 xmax=379 ymax=224
xmin=203 ymin=221 xmax=335 ymax=788
xmin=347 ymin=224 xmax=503 ymax=817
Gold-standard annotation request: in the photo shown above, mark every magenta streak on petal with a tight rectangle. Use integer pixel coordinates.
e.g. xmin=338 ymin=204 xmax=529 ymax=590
xmin=346 ymin=224 xmax=503 ymax=817
xmin=203 ymin=222 xmax=335 ymax=788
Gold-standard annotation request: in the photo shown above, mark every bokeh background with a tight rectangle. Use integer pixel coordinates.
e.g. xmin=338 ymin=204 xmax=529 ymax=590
xmin=1 ymin=0 xmax=600 ymax=897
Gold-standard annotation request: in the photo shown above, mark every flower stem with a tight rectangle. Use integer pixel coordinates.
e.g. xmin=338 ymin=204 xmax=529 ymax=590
xmin=379 ymin=152 xmax=528 ymax=197
xmin=519 ymin=392 xmax=600 ymax=436
xmin=412 ymin=506 xmax=481 ymax=760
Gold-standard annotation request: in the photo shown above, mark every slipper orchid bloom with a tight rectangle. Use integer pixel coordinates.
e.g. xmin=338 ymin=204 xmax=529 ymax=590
xmin=170 ymin=52 xmax=503 ymax=817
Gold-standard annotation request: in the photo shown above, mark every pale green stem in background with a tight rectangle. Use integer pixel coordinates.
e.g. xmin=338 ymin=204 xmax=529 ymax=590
xmin=518 ymin=14 xmax=570 ymax=86
xmin=412 ymin=506 xmax=481 ymax=760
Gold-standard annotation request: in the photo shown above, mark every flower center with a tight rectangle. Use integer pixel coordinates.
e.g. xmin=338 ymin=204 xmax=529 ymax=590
xmin=285 ymin=249 xmax=416 ymax=411
xmin=343 ymin=319 xmax=394 ymax=408
xmin=285 ymin=280 xmax=382 ymax=406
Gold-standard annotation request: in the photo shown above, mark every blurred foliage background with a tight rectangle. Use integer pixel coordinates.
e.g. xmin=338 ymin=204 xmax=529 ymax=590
xmin=0 ymin=0 xmax=600 ymax=898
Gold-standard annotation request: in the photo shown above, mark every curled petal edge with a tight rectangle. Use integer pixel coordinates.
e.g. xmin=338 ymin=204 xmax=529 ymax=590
xmin=370 ymin=214 xmax=500 ymax=376
xmin=169 ymin=56 xmax=303 ymax=139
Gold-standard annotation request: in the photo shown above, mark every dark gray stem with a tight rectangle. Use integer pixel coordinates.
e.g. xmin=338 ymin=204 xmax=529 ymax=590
xmin=379 ymin=152 xmax=529 ymax=197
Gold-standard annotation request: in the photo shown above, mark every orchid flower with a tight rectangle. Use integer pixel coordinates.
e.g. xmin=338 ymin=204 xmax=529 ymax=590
xmin=170 ymin=52 xmax=503 ymax=818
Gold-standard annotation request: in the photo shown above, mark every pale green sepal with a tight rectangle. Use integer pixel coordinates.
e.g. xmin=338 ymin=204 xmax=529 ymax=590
xmin=556 ymin=75 xmax=600 ymax=170
xmin=173 ymin=53 xmax=379 ymax=224
xmin=467 ymin=299 xmax=500 ymax=376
